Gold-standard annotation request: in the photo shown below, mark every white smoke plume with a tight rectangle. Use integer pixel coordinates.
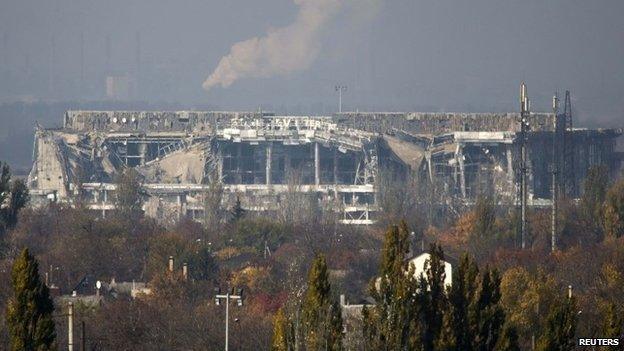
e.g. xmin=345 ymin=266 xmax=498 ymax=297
xmin=202 ymin=0 xmax=342 ymax=91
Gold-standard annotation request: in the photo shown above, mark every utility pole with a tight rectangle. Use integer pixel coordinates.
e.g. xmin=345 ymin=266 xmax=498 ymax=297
xmin=551 ymin=93 xmax=559 ymax=252
xmin=81 ymin=320 xmax=86 ymax=351
xmin=335 ymin=85 xmax=347 ymax=113
xmin=214 ymin=287 xmax=244 ymax=351
xmin=563 ymin=90 xmax=575 ymax=197
xmin=68 ymin=302 xmax=74 ymax=351
xmin=519 ymin=82 xmax=530 ymax=249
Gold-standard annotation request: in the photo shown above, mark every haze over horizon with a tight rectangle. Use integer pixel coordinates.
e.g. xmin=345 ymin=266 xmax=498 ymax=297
xmin=1 ymin=0 xmax=623 ymax=125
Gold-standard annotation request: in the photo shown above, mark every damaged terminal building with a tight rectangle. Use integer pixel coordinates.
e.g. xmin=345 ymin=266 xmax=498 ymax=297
xmin=27 ymin=108 xmax=622 ymax=224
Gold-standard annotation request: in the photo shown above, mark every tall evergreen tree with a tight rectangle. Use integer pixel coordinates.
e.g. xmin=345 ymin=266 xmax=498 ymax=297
xmin=271 ymin=307 xmax=291 ymax=351
xmin=419 ymin=244 xmax=447 ymax=351
xmin=439 ymin=254 xmax=479 ymax=351
xmin=440 ymin=255 xmax=515 ymax=351
xmin=536 ymin=294 xmax=577 ymax=351
xmin=0 ymin=162 xmax=9 ymax=203
xmin=604 ymin=179 xmax=624 ymax=239
xmin=300 ymin=254 xmax=342 ymax=351
xmin=4 ymin=179 xmax=29 ymax=228
xmin=0 ymin=162 xmax=28 ymax=233
xmin=495 ymin=323 xmax=520 ymax=351
xmin=114 ymin=168 xmax=144 ymax=218
xmin=473 ymin=195 xmax=496 ymax=239
xmin=472 ymin=269 xmax=505 ymax=351
xmin=580 ymin=165 xmax=609 ymax=226
xmin=601 ymin=302 xmax=624 ymax=351
xmin=203 ymin=172 xmax=224 ymax=227
xmin=6 ymin=248 xmax=56 ymax=351
xmin=364 ymin=221 xmax=418 ymax=350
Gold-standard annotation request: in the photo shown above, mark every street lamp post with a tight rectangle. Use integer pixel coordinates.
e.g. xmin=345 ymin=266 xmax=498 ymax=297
xmin=335 ymin=85 xmax=347 ymax=113
xmin=214 ymin=287 xmax=244 ymax=351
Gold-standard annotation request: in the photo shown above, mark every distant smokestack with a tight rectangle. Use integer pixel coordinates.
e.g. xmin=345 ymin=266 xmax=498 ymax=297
xmin=182 ymin=263 xmax=188 ymax=281
xmin=168 ymin=256 xmax=174 ymax=272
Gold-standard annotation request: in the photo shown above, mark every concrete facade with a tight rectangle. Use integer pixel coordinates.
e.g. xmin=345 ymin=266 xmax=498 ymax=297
xmin=27 ymin=110 xmax=622 ymax=224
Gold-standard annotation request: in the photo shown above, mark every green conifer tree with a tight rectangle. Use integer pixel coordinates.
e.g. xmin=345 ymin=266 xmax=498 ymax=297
xmin=301 ymin=254 xmax=342 ymax=351
xmin=229 ymin=196 xmax=246 ymax=223
xmin=439 ymin=253 xmax=479 ymax=351
xmin=440 ymin=254 xmax=515 ymax=351
xmin=419 ymin=244 xmax=447 ymax=351
xmin=473 ymin=194 xmax=496 ymax=239
xmin=365 ymin=221 xmax=418 ymax=350
xmin=581 ymin=165 xmax=609 ymax=233
xmin=5 ymin=179 xmax=29 ymax=228
xmin=271 ymin=308 xmax=290 ymax=351
xmin=604 ymin=179 xmax=624 ymax=239
xmin=0 ymin=162 xmax=29 ymax=233
xmin=472 ymin=269 xmax=505 ymax=351
xmin=6 ymin=248 xmax=56 ymax=351
xmin=495 ymin=323 xmax=520 ymax=351
xmin=601 ymin=302 xmax=624 ymax=351
xmin=536 ymin=294 xmax=577 ymax=351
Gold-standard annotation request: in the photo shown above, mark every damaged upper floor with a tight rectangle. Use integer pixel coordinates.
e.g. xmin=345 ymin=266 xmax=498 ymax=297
xmin=27 ymin=109 xmax=623 ymax=224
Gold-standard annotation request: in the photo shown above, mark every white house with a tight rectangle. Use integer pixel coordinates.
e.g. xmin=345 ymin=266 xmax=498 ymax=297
xmin=408 ymin=252 xmax=453 ymax=288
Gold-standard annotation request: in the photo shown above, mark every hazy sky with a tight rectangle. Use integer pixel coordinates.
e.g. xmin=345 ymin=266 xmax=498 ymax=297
xmin=1 ymin=0 xmax=623 ymax=125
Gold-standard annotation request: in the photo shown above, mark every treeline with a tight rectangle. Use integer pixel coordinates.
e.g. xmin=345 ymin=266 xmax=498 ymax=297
xmin=0 ymin=162 xmax=29 ymax=237
xmin=1 ymin=160 xmax=624 ymax=350
xmin=271 ymin=222 xmax=587 ymax=351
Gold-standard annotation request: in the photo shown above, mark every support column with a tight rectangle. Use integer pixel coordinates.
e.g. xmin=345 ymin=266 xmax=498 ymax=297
xmin=236 ymin=144 xmax=242 ymax=184
xmin=266 ymin=143 xmax=272 ymax=185
xmin=333 ymin=148 xmax=338 ymax=184
xmin=178 ymin=194 xmax=187 ymax=220
xmin=217 ymin=148 xmax=223 ymax=182
xmin=138 ymin=142 xmax=148 ymax=165
xmin=314 ymin=142 xmax=320 ymax=186
xmin=284 ymin=152 xmax=291 ymax=181
xmin=68 ymin=302 xmax=74 ymax=351
xmin=458 ymin=145 xmax=467 ymax=198
xmin=506 ymin=147 xmax=514 ymax=191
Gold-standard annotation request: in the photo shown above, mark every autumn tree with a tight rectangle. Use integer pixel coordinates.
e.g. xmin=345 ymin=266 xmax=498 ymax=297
xmin=6 ymin=248 xmax=56 ymax=351
xmin=604 ymin=179 xmax=624 ymax=239
xmin=114 ymin=167 xmax=144 ymax=218
xmin=203 ymin=172 xmax=224 ymax=228
xmin=500 ymin=267 xmax=559 ymax=348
